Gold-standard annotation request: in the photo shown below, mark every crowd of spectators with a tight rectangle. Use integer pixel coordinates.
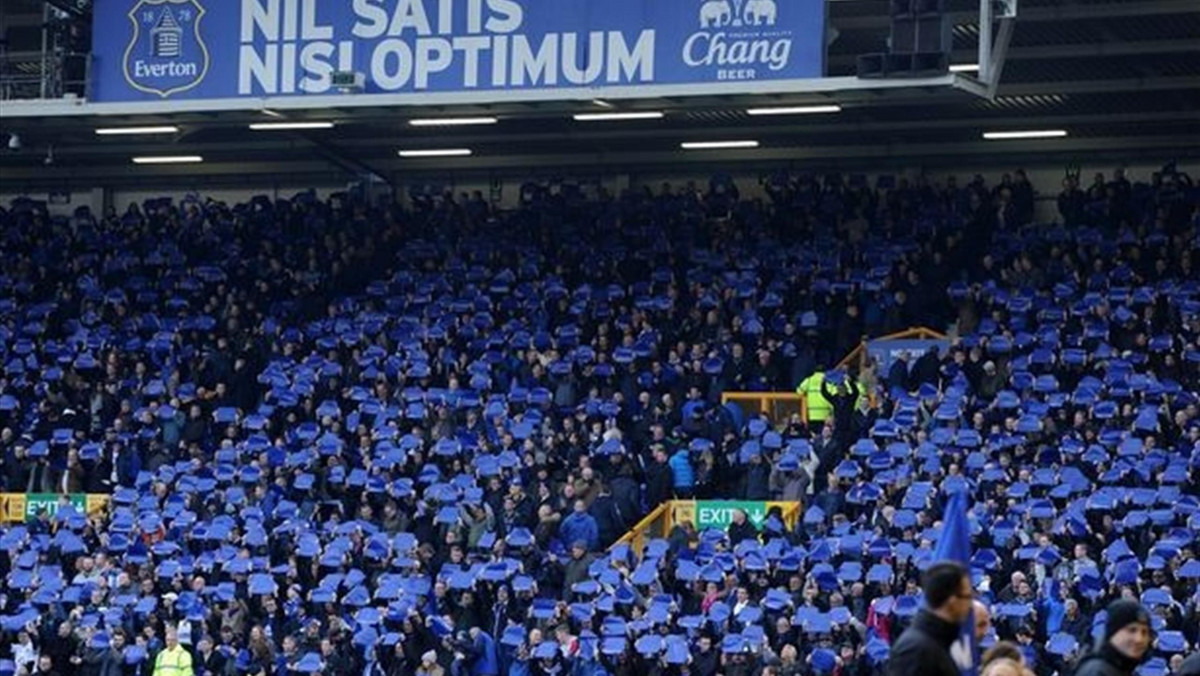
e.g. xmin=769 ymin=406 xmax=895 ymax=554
xmin=0 ymin=164 xmax=1197 ymax=676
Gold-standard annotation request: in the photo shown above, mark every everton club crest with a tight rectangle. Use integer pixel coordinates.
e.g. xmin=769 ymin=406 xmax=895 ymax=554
xmin=122 ymin=0 xmax=209 ymax=97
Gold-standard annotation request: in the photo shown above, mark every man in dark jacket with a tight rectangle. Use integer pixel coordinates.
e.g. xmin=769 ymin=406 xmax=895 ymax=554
xmin=1072 ymin=600 xmax=1152 ymax=676
xmin=886 ymin=353 xmax=910 ymax=392
xmin=644 ymin=446 xmax=674 ymax=509
xmin=101 ymin=631 xmax=136 ymax=676
xmin=609 ymin=455 xmax=642 ymax=524
xmin=726 ymin=508 xmax=758 ymax=546
xmin=588 ymin=484 xmax=625 ymax=547
xmin=740 ymin=452 xmax=771 ymax=500
xmin=886 ymin=561 xmax=973 ymax=676
xmin=561 ymin=541 xmax=595 ymax=599
xmin=821 ymin=376 xmax=860 ymax=447
xmin=1177 ymin=652 xmax=1200 ymax=676
xmin=910 ymin=346 xmax=942 ymax=388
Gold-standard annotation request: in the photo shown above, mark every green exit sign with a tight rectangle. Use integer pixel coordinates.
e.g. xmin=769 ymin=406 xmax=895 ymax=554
xmin=25 ymin=493 xmax=86 ymax=518
xmin=695 ymin=501 xmax=783 ymax=530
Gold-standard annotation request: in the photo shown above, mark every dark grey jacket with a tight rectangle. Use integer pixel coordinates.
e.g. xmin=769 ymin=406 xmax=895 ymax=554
xmin=1177 ymin=652 xmax=1200 ymax=676
xmin=1071 ymin=645 xmax=1143 ymax=676
xmin=885 ymin=609 xmax=961 ymax=676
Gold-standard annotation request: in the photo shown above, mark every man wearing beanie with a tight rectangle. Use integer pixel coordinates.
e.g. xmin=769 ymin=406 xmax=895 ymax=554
xmin=1073 ymin=599 xmax=1153 ymax=676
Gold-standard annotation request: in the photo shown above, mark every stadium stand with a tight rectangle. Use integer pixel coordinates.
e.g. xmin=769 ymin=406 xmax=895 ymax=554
xmin=0 ymin=165 xmax=1198 ymax=676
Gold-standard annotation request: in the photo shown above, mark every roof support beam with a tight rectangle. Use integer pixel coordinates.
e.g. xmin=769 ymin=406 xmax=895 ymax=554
xmin=831 ymin=39 xmax=1200 ymax=68
xmin=832 ymin=0 xmax=1200 ymax=29
xmin=998 ymin=76 xmax=1200 ymax=96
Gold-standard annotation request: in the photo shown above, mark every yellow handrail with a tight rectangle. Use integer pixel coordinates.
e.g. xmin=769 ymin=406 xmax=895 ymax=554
xmin=612 ymin=500 xmax=673 ymax=554
xmin=836 ymin=326 xmax=948 ymax=371
xmin=612 ymin=500 xmax=804 ymax=554
xmin=0 ymin=493 xmax=111 ymax=523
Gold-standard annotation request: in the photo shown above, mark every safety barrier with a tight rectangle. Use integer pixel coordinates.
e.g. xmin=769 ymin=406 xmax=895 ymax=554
xmin=612 ymin=500 xmax=802 ymax=554
xmin=720 ymin=327 xmax=947 ymax=425
xmin=0 ymin=493 xmax=111 ymax=523
xmin=836 ymin=326 xmax=948 ymax=370
xmin=721 ymin=392 xmax=806 ymax=425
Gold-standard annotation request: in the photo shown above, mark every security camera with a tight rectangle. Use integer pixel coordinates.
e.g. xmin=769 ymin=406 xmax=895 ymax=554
xmin=7 ymin=133 xmax=20 ymax=150
xmin=44 ymin=146 xmax=56 ymax=166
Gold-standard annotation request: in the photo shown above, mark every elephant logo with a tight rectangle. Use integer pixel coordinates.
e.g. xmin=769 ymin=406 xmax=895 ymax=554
xmin=743 ymin=0 xmax=778 ymax=26
xmin=700 ymin=0 xmax=778 ymax=29
xmin=699 ymin=0 xmax=733 ymax=27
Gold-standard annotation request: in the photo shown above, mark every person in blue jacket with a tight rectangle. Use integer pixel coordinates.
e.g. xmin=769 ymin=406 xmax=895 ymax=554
xmin=468 ymin=627 xmax=499 ymax=676
xmin=558 ymin=500 xmax=599 ymax=551
xmin=669 ymin=447 xmax=695 ymax=499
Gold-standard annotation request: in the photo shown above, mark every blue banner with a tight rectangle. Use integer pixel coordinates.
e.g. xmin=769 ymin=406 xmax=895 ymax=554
xmin=91 ymin=0 xmax=826 ymax=102
xmin=866 ymin=338 xmax=951 ymax=375
xmin=933 ymin=490 xmax=979 ymax=676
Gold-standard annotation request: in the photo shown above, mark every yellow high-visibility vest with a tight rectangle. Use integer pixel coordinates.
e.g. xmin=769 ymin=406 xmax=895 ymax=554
xmin=797 ymin=371 xmax=832 ymax=423
xmin=153 ymin=646 xmax=194 ymax=676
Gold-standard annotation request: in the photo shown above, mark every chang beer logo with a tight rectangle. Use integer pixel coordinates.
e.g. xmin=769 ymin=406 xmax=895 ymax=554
xmin=685 ymin=0 xmax=792 ymax=79
xmin=123 ymin=0 xmax=209 ymax=97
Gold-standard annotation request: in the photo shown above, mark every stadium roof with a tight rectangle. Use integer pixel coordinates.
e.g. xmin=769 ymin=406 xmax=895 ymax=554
xmin=1 ymin=0 xmax=1197 ymax=189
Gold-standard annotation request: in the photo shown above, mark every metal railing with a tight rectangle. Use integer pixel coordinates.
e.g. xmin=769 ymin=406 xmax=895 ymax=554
xmin=721 ymin=391 xmax=807 ymax=425
xmin=0 ymin=49 xmax=90 ymax=101
xmin=612 ymin=500 xmax=803 ymax=555
xmin=836 ymin=325 xmax=948 ymax=371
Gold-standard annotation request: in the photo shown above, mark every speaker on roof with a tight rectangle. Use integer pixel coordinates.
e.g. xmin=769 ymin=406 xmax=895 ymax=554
xmin=857 ymin=0 xmax=951 ymax=78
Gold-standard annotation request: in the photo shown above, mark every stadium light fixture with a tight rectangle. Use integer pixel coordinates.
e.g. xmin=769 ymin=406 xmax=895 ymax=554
xmin=573 ymin=111 xmax=665 ymax=122
xmin=248 ymin=121 xmax=335 ymax=130
xmin=95 ymin=126 xmax=180 ymax=135
xmin=745 ymin=105 xmax=841 ymax=116
xmin=949 ymin=63 xmax=980 ymax=73
xmin=408 ymin=117 xmax=498 ymax=127
xmin=131 ymin=155 xmax=203 ymax=164
xmin=982 ymin=129 xmax=1068 ymax=140
xmin=398 ymin=148 xmax=472 ymax=157
xmin=680 ymin=140 xmax=759 ymax=150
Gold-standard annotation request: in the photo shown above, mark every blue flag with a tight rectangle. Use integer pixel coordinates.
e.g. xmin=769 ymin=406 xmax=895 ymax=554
xmin=933 ymin=490 xmax=978 ymax=676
